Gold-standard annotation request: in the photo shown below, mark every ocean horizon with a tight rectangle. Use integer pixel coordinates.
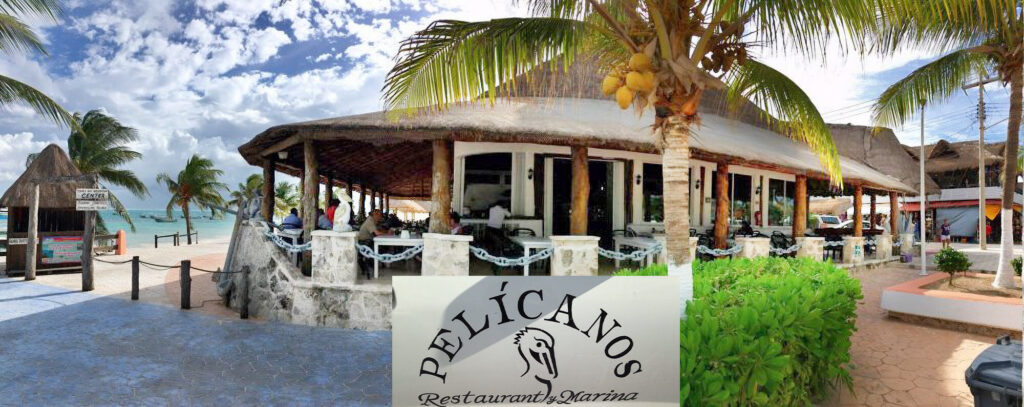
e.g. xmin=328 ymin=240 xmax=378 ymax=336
xmin=0 ymin=209 xmax=237 ymax=249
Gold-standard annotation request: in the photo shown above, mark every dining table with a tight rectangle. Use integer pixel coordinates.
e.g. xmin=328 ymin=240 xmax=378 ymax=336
xmin=509 ymin=235 xmax=551 ymax=276
xmin=372 ymin=235 xmax=423 ymax=279
xmin=612 ymin=235 xmax=661 ymax=268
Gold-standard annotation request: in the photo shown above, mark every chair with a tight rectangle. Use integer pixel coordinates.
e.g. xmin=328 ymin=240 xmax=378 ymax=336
xmin=865 ymin=236 xmax=876 ymax=257
xmin=689 ymin=228 xmax=697 ymax=237
xmin=509 ymin=228 xmax=536 ymax=237
xmin=696 ymin=233 xmax=715 ymax=262
xmin=824 ymin=235 xmax=843 ymax=261
xmin=770 ymin=231 xmax=795 ymax=258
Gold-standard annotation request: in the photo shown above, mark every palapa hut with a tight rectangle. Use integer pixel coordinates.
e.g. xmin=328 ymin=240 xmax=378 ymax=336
xmin=238 ymin=62 xmax=920 ymax=250
xmin=0 ymin=144 xmax=88 ymax=274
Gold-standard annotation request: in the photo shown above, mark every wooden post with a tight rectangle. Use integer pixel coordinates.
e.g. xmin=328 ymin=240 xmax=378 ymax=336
xmin=240 ymin=266 xmax=250 ymax=319
xmin=370 ymin=189 xmax=377 ymax=212
xmin=81 ymin=175 xmax=97 ymax=292
xmin=346 ymin=179 xmax=355 ymax=220
xmin=154 ymin=234 xmax=158 ymax=249
xmin=793 ymin=175 xmax=807 ymax=237
xmin=429 ymin=139 xmax=453 ymax=233
xmin=301 ymin=140 xmax=319 ymax=242
xmin=357 ymin=184 xmax=366 ymax=219
xmin=324 ymin=177 xmax=334 ymax=209
xmin=570 ymin=145 xmax=589 ymax=235
xmin=853 ymin=183 xmax=864 ymax=237
xmin=889 ymin=191 xmax=899 ymax=238
xmin=385 ymin=194 xmax=390 ymax=213
xmin=24 ymin=183 xmax=39 ymax=281
xmin=261 ymin=158 xmax=275 ymax=221
xmin=869 ymin=193 xmax=877 ymax=230
xmin=174 ymin=232 xmax=179 ymax=246
xmin=131 ymin=256 xmax=140 ymax=300
xmin=713 ymin=162 xmax=730 ymax=249
xmin=180 ymin=260 xmax=191 ymax=309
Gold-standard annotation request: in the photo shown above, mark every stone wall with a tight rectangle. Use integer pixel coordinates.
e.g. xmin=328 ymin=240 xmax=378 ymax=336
xmin=224 ymin=221 xmax=392 ymax=330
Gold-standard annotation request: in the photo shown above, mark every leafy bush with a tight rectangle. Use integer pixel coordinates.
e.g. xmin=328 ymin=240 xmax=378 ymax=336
xmin=615 ymin=258 xmax=862 ymax=406
xmin=1012 ymin=257 xmax=1021 ymax=277
xmin=934 ymin=247 xmax=972 ymax=285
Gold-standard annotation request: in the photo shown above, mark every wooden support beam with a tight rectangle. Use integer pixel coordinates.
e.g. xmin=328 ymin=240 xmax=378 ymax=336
xmin=870 ymin=193 xmax=877 ymax=230
xmin=793 ymin=175 xmax=807 ymax=237
xmin=357 ymin=184 xmax=366 ymax=219
xmin=301 ymin=140 xmax=319 ymax=242
xmin=714 ymin=162 xmax=730 ymax=248
xmin=261 ymin=158 xmax=275 ymax=221
xmin=369 ymin=188 xmax=377 ymax=212
xmin=428 ymin=140 xmax=453 ymax=233
xmin=385 ymin=194 xmax=390 ymax=213
xmin=24 ymin=183 xmax=39 ymax=281
xmin=325 ymin=177 xmax=334 ymax=209
xmin=889 ymin=192 xmax=899 ymax=238
xmin=570 ymin=145 xmax=590 ymax=235
xmin=853 ymin=183 xmax=864 ymax=237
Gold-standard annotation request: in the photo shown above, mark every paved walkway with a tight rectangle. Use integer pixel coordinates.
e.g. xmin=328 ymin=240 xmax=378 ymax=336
xmin=825 ymin=264 xmax=994 ymax=406
xmin=0 ymin=279 xmax=391 ymax=405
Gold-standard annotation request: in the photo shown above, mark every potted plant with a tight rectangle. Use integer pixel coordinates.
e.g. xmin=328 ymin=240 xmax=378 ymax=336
xmin=934 ymin=247 xmax=972 ymax=286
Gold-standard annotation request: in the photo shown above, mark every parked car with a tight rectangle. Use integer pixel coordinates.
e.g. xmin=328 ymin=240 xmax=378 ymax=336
xmin=815 ymin=214 xmax=842 ymax=228
xmin=837 ymin=219 xmax=872 ymax=230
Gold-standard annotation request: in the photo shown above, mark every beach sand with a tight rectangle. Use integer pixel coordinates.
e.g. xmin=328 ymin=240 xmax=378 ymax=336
xmin=2 ymin=237 xmax=237 ymax=318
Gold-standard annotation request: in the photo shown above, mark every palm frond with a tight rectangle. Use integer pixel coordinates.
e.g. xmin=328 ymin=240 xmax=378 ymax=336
xmin=105 ymin=190 xmax=136 ymax=233
xmin=0 ymin=74 xmax=76 ymax=129
xmin=872 ymin=49 xmax=989 ymax=128
xmin=727 ymin=59 xmax=842 ymax=184
xmin=0 ymin=0 xmax=61 ymax=20
xmin=382 ymin=17 xmax=596 ymax=114
xmin=870 ymin=0 xmax=1020 ymax=54
xmin=0 ymin=13 xmax=44 ymax=55
xmin=737 ymin=0 xmax=877 ymax=56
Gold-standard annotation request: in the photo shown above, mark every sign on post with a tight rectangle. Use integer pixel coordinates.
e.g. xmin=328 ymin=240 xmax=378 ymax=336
xmin=76 ymin=188 xmax=109 ymax=211
xmin=393 ymin=276 xmax=680 ymax=406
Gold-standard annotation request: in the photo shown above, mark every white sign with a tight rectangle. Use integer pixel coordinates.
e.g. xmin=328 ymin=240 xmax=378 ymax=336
xmin=8 ymin=238 xmax=27 ymax=245
xmin=393 ymin=276 xmax=680 ymax=406
xmin=75 ymin=188 xmax=109 ymax=211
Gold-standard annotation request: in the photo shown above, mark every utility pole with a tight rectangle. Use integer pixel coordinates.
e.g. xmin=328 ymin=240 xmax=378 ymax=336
xmin=964 ymin=74 xmax=998 ymax=250
xmin=920 ymin=106 xmax=928 ymax=276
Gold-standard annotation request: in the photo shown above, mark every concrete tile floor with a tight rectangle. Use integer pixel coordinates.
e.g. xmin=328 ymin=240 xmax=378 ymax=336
xmin=0 ymin=279 xmax=392 ymax=406
xmin=823 ymin=264 xmax=996 ymax=406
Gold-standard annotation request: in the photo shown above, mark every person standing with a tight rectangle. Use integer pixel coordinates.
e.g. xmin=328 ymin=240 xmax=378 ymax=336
xmin=940 ymin=219 xmax=951 ymax=249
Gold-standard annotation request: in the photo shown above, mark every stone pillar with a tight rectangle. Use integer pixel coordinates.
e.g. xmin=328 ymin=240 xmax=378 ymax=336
xmin=900 ymin=233 xmax=915 ymax=255
xmin=842 ymin=236 xmax=865 ymax=264
xmin=874 ymin=234 xmax=892 ymax=260
xmin=311 ymin=230 xmax=358 ymax=285
xmin=422 ymin=233 xmax=471 ymax=276
xmin=795 ymin=236 xmax=824 ymax=260
xmin=734 ymin=237 xmax=770 ymax=258
xmin=550 ymin=236 xmax=599 ymax=276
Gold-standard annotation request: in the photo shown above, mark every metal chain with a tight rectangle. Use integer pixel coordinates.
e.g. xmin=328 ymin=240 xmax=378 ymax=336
xmin=696 ymin=245 xmax=743 ymax=257
xmin=259 ymin=222 xmax=312 ymax=253
xmin=892 ymin=241 xmax=902 ymax=247
xmin=93 ymin=257 xmax=133 ymax=265
xmin=597 ymin=244 xmax=663 ymax=261
xmin=356 ymin=244 xmax=423 ymax=264
xmin=769 ymin=244 xmax=801 ymax=255
xmin=823 ymin=241 xmax=845 ymax=248
xmin=469 ymin=246 xmax=553 ymax=267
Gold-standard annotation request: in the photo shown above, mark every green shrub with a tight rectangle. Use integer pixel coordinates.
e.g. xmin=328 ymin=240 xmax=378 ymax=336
xmin=615 ymin=258 xmax=861 ymax=406
xmin=934 ymin=247 xmax=971 ymax=285
xmin=1012 ymin=257 xmax=1021 ymax=276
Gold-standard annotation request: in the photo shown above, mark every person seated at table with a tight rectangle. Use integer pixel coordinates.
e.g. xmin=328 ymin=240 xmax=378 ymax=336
xmin=358 ymin=209 xmax=389 ymax=242
xmin=326 ymin=198 xmax=340 ymax=227
xmin=316 ymin=208 xmax=332 ymax=230
xmin=282 ymin=208 xmax=302 ymax=229
xmin=449 ymin=212 xmax=465 ymax=235
xmin=737 ymin=220 xmax=755 ymax=236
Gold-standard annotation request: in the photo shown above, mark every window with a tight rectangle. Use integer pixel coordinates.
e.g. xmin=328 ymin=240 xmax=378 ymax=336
xmin=768 ymin=179 xmax=796 ymax=226
xmin=642 ymin=163 xmax=663 ymax=222
xmin=462 ymin=153 xmax=512 ymax=217
xmin=730 ymin=174 xmax=752 ymax=226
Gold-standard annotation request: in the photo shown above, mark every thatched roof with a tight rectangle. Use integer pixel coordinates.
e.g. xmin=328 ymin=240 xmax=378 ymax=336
xmin=239 ymin=61 xmax=917 ymax=197
xmin=0 ymin=144 xmax=86 ymax=208
xmin=904 ymin=140 xmax=1005 ymax=173
xmin=828 ymin=124 xmax=940 ymax=194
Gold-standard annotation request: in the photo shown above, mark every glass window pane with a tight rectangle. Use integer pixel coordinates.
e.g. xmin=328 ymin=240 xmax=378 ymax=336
xmin=462 ymin=153 xmax=512 ymax=218
xmin=643 ymin=163 xmax=663 ymax=222
xmin=768 ymin=179 xmax=795 ymax=226
xmin=730 ymin=174 xmax=751 ymax=226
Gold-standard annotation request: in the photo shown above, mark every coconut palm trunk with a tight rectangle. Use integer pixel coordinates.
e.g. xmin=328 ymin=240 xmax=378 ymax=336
xmin=995 ymin=68 xmax=1023 ymax=288
xmin=183 ymin=202 xmax=193 ymax=245
xmin=662 ymin=116 xmax=693 ymax=307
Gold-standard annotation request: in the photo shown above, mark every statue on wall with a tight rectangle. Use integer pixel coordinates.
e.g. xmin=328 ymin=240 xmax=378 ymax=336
xmin=333 ymin=194 xmax=353 ymax=232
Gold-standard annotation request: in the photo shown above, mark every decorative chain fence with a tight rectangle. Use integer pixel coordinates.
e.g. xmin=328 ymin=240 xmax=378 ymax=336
xmin=260 ymin=222 xmax=312 ymax=253
xmin=823 ymin=241 xmax=845 ymax=248
xmin=769 ymin=244 xmax=801 ymax=256
xmin=696 ymin=245 xmax=743 ymax=257
xmin=469 ymin=246 xmax=553 ymax=268
xmin=892 ymin=240 xmax=903 ymax=248
xmin=356 ymin=244 xmax=424 ymax=264
xmin=597 ymin=244 xmax=663 ymax=262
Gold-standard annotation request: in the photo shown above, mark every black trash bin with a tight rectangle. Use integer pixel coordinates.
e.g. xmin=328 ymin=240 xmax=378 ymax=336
xmin=965 ymin=335 xmax=1023 ymax=407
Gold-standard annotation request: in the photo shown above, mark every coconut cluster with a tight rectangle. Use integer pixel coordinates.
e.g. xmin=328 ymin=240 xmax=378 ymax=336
xmin=601 ymin=53 xmax=657 ymax=109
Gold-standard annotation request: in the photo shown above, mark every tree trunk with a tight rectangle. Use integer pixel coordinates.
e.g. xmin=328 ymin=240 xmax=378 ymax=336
xmin=793 ymin=175 xmax=807 ymax=237
xmin=302 ymin=140 xmax=318 ymax=243
xmin=889 ymin=192 xmax=898 ymax=238
xmin=24 ymin=183 xmax=39 ymax=280
xmin=870 ymin=193 xmax=877 ymax=230
xmin=663 ymin=115 xmax=693 ymax=317
xmin=995 ymin=67 xmax=1022 ymax=288
xmin=853 ymin=184 xmax=863 ymax=237
xmin=358 ymin=184 xmax=366 ymax=220
xmin=183 ymin=202 xmax=193 ymax=245
xmin=262 ymin=158 xmax=275 ymax=221
xmin=713 ymin=162 xmax=729 ymax=249
xmin=325 ymin=177 xmax=334 ymax=209
xmin=429 ymin=139 xmax=453 ymax=233
xmin=570 ymin=145 xmax=589 ymax=235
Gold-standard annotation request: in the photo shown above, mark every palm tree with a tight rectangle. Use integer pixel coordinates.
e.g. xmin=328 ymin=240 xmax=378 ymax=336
xmin=382 ymin=0 xmax=861 ymax=307
xmin=68 ymin=110 xmax=148 ymax=232
xmin=156 ymin=155 xmax=227 ymax=245
xmin=0 ymin=0 xmax=77 ymax=129
xmin=274 ymin=181 xmax=299 ymax=220
xmin=228 ymin=174 xmax=264 ymax=210
xmin=869 ymin=0 xmax=1022 ymax=288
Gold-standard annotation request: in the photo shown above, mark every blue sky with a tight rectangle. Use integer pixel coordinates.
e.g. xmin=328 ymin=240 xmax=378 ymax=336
xmin=0 ymin=1 xmax=1016 ymax=209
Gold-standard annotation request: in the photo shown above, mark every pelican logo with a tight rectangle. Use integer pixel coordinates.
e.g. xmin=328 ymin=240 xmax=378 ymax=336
xmin=393 ymin=276 xmax=679 ymax=406
xmin=513 ymin=327 xmax=558 ymax=396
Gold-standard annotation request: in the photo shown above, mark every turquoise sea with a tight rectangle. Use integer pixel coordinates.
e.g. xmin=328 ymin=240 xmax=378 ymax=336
xmin=0 ymin=209 xmax=236 ymax=249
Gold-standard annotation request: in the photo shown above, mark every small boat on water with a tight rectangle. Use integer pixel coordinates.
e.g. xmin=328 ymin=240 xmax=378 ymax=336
xmin=154 ymin=217 xmax=177 ymax=223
